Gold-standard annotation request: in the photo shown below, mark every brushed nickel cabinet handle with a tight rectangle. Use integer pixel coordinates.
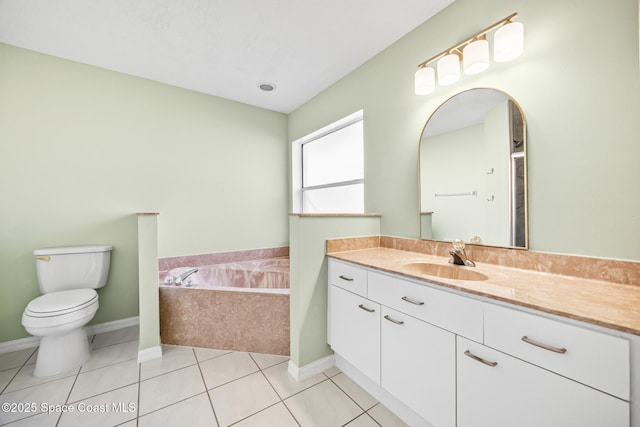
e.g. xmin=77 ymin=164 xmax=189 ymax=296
xmin=401 ymin=296 xmax=425 ymax=306
xmin=384 ymin=315 xmax=405 ymax=325
xmin=521 ymin=336 xmax=567 ymax=354
xmin=358 ymin=304 xmax=375 ymax=313
xmin=339 ymin=275 xmax=354 ymax=281
xmin=464 ymin=350 xmax=498 ymax=367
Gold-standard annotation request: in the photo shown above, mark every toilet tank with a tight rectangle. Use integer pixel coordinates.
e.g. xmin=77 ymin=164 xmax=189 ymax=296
xmin=34 ymin=245 xmax=112 ymax=293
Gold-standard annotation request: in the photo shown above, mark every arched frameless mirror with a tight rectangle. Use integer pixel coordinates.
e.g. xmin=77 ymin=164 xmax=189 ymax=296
xmin=419 ymin=88 xmax=527 ymax=248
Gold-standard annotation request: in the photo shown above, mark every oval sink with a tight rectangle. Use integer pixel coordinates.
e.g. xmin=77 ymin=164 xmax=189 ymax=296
xmin=403 ymin=262 xmax=488 ymax=281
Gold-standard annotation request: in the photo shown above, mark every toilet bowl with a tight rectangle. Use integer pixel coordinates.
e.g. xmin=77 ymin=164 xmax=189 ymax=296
xmin=22 ymin=245 xmax=111 ymax=377
xmin=22 ymin=289 xmax=99 ymax=376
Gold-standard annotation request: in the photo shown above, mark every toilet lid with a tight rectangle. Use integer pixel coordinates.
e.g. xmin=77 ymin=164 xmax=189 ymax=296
xmin=25 ymin=289 xmax=98 ymax=317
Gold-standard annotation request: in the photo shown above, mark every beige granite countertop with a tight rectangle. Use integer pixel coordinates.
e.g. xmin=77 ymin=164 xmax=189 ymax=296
xmin=327 ymin=246 xmax=640 ymax=336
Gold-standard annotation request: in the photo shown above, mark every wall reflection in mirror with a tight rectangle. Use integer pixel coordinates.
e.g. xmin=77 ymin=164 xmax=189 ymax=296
xmin=419 ymin=88 xmax=527 ymax=248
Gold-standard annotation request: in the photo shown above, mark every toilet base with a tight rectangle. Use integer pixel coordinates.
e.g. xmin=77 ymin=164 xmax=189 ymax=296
xmin=33 ymin=327 xmax=90 ymax=377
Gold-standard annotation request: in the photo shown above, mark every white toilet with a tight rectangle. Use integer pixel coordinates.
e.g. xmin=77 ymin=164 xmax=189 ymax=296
xmin=22 ymin=245 xmax=112 ymax=377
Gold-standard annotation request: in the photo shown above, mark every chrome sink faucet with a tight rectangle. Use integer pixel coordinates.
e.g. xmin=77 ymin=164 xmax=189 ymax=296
xmin=448 ymin=239 xmax=476 ymax=267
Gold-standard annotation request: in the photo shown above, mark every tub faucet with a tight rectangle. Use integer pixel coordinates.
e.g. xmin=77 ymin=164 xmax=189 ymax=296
xmin=176 ymin=268 xmax=198 ymax=286
xmin=448 ymin=239 xmax=475 ymax=267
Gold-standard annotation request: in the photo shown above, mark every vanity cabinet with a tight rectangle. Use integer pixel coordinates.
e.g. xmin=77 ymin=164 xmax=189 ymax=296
xmin=327 ymin=258 xmax=632 ymax=427
xmin=381 ymin=306 xmax=456 ymax=427
xmin=458 ymin=336 xmax=629 ymax=427
xmin=327 ymin=284 xmax=380 ymax=384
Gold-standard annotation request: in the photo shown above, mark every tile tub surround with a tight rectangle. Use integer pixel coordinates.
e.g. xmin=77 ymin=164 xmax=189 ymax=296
xmin=327 ymin=236 xmax=640 ymax=335
xmin=160 ymin=288 xmax=290 ymax=355
xmin=159 ymin=247 xmax=290 ymax=355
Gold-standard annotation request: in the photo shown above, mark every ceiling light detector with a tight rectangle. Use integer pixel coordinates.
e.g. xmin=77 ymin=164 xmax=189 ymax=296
xmin=258 ymin=82 xmax=276 ymax=92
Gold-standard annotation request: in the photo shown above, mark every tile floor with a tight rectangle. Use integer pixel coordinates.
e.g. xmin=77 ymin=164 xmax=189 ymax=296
xmin=0 ymin=326 xmax=408 ymax=427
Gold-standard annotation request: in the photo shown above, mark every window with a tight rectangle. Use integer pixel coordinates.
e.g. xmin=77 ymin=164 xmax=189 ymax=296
xmin=292 ymin=111 xmax=364 ymax=213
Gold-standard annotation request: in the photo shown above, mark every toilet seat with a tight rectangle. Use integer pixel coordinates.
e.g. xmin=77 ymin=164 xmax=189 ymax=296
xmin=22 ymin=289 xmax=99 ymax=330
xmin=25 ymin=289 xmax=98 ymax=318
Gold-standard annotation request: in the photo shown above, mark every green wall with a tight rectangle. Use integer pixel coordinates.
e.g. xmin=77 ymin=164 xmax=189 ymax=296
xmin=289 ymin=0 xmax=640 ymax=261
xmin=0 ymin=44 xmax=288 ymax=343
xmin=289 ymin=215 xmax=381 ymax=367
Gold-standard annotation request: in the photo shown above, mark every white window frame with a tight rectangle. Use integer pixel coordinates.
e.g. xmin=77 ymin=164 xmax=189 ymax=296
xmin=292 ymin=110 xmax=364 ymax=213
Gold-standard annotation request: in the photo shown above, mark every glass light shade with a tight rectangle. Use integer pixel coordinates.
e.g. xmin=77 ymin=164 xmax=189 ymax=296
xmin=414 ymin=67 xmax=435 ymax=95
xmin=463 ymin=39 xmax=489 ymax=75
xmin=437 ymin=54 xmax=460 ymax=86
xmin=494 ymin=21 xmax=524 ymax=62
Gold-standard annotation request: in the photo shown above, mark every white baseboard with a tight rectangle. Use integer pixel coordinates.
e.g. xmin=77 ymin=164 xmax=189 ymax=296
xmin=0 ymin=316 xmax=140 ymax=354
xmin=0 ymin=336 xmax=40 ymax=354
xmin=288 ymin=354 xmax=335 ymax=382
xmin=138 ymin=345 xmax=163 ymax=363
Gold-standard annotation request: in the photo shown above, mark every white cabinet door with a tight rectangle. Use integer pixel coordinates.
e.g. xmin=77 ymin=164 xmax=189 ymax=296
xmin=381 ymin=307 xmax=456 ymax=427
xmin=457 ymin=337 xmax=629 ymax=427
xmin=328 ymin=285 xmax=381 ymax=384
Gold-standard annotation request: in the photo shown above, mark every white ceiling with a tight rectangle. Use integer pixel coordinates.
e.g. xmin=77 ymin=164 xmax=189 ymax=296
xmin=0 ymin=0 xmax=454 ymax=113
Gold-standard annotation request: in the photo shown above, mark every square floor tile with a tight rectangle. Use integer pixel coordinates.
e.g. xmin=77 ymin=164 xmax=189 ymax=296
xmin=58 ymin=383 xmax=138 ymax=427
xmin=1 ymin=411 xmax=61 ymax=427
xmin=25 ymin=350 xmax=37 ymax=366
xmin=138 ymin=393 xmax=217 ymax=427
xmin=0 ymin=348 xmax=37 ymax=372
xmin=249 ymin=353 xmax=289 ymax=370
xmin=209 ymin=372 xmax=279 ymax=427
xmin=138 ymin=364 xmax=205 ymax=416
xmin=193 ymin=347 xmax=232 ymax=363
xmin=262 ymin=361 xmax=325 ymax=399
xmin=232 ymin=402 xmax=299 ymax=427
xmin=80 ymin=340 xmax=139 ymax=373
xmin=0 ymin=368 xmax=19 ymax=392
xmin=345 ymin=413 xmax=380 ymax=427
xmin=68 ymin=359 xmax=139 ymax=403
xmin=322 ymin=366 xmax=341 ymax=378
xmin=4 ymin=363 xmax=78 ymax=394
xmin=199 ymin=352 xmax=258 ymax=390
xmin=140 ymin=345 xmax=196 ymax=380
xmin=0 ymin=376 xmax=75 ymax=424
xmin=91 ymin=326 xmax=139 ymax=349
xmin=284 ymin=379 xmax=363 ymax=427
xmin=331 ymin=373 xmax=377 ymax=410
xmin=368 ymin=403 xmax=409 ymax=427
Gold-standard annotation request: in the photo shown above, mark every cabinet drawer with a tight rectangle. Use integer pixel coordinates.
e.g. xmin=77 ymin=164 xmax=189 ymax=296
xmin=457 ymin=337 xmax=630 ymax=427
xmin=328 ymin=259 xmax=368 ymax=296
xmin=484 ymin=304 xmax=630 ymax=400
xmin=368 ymin=271 xmax=483 ymax=342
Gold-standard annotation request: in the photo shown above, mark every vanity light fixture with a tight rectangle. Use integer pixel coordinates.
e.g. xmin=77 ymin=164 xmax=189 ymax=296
xmin=415 ymin=12 xmax=523 ymax=95
xmin=463 ymin=37 xmax=490 ymax=75
xmin=437 ymin=53 xmax=461 ymax=85
xmin=494 ymin=20 xmax=524 ymax=62
xmin=414 ymin=66 xmax=436 ymax=95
